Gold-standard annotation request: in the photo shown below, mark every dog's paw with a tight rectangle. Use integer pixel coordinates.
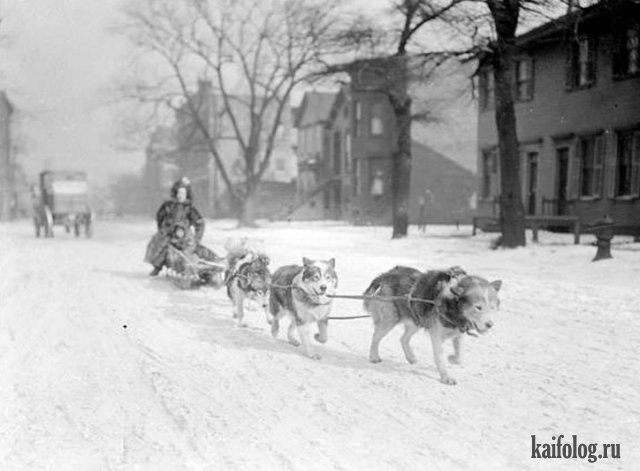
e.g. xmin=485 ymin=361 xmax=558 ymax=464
xmin=314 ymin=333 xmax=328 ymax=344
xmin=440 ymin=376 xmax=457 ymax=386
xmin=236 ymin=322 xmax=247 ymax=328
xmin=369 ymin=356 xmax=382 ymax=364
xmin=405 ymin=356 xmax=417 ymax=365
xmin=288 ymin=338 xmax=301 ymax=347
xmin=448 ymin=355 xmax=461 ymax=365
xmin=308 ymin=353 xmax=322 ymax=361
xmin=232 ymin=312 xmax=238 ymax=319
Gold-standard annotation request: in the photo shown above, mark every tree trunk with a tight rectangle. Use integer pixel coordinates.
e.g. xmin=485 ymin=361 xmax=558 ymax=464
xmin=489 ymin=0 xmax=526 ymax=248
xmin=390 ymin=57 xmax=412 ymax=239
xmin=238 ymin=182 xmax=258 ymax=228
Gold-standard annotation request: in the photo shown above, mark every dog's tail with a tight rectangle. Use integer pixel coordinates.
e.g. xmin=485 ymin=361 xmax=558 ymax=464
xmin=362 ymin=277 xmax=383 ymax=312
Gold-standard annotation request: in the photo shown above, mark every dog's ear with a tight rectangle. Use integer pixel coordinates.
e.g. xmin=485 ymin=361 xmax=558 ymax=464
xmin=328 ymin=258 xmax=335 ymax=269
xmin=450 ymin=285 xmax=464 ymax=297
xmin=302 ymin=257 xmax=312 ymax=267
xmin=490 ymin=280 xmax=502 ymax=292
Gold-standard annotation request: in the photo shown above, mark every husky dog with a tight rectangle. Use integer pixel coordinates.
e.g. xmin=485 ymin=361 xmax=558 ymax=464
xmin=364 ymin=265 xmax=501 ymax=385
xmin=269 ymin=258 xmax=338 ymax=359
xmin=225 ymin=250 xmax=271 ymax=327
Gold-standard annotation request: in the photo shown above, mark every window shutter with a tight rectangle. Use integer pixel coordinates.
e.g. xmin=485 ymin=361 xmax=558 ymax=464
xmin=605 ymin=132 xmax=618 ymax=198
xmin=632 ymin=132 xmax=640 ymax=197
xmin=593 ymin=134 xmax=604 ymax=197
xmin=520 ymin=147 xmax=527 ymax=200
xmin=493 ymin=148 xmax=501 ymax=198
xmin=613 ymin=33 xmax=625 ymax=78
xmin=565 ymin=43 xmax=575 ymax=89
xmin=588 ymin=38 xmax=598 ymax=85
xmin=568 ymin=139 xmax=582 ymax=200
xmin=528 ymin=56 xmax=535 ymax=100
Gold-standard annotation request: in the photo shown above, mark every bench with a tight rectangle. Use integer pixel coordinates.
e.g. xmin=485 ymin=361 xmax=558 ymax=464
xmin=472 ymin=215 xmax=581 ymax=245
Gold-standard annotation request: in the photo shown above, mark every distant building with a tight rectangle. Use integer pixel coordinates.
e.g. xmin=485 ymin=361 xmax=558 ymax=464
xmin=0 ymin=92 xmax=14 ymax=221
xmin=292 ymin=90 xmax=339 ymax=219
xmin=476 ymin=1 xmax=640 ymax=228
xmin=175 ymin=80 xmax=297 ymax=218
xmin=290 ymin=62 xmax=477 ymax=225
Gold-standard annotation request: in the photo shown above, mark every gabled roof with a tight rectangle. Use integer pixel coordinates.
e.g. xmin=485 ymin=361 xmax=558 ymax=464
xmin=411 ymin=140 xmax=475 ymax=178
xmin=294 ymin=91 xmax=337 ymax=128
xmin=516 ymin=0 xmax=639 ymax=49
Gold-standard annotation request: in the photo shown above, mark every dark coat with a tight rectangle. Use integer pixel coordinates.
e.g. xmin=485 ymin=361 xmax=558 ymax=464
xmin=144 ymin=198 xmax=205 ymax=268
xmin=155 ymin=200 xmax=204 ymax=242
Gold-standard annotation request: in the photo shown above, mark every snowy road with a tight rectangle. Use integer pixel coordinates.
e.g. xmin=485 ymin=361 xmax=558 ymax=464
xmin=1 ymin=219 xmax=639 ymax=470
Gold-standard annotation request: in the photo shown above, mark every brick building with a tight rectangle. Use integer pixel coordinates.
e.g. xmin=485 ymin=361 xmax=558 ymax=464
xmin=476 ymin=1 xmax=640 ymax=228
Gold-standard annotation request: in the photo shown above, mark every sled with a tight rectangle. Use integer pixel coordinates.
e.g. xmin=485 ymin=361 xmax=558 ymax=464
xmin=165 ymin=244 xmax=227 ymax=290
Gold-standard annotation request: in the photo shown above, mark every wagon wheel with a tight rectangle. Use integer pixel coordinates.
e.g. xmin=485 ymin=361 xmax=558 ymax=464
xmin=43 ymin=205 xmax=54 ymax=238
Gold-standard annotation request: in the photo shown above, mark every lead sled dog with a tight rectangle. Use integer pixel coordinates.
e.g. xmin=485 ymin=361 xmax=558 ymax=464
xmin=363 ymin=266 xmax=501 ymax=385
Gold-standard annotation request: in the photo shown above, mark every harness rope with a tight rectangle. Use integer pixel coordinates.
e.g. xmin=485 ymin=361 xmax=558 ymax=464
xmin=226 ymin=272 xmax=443 ymax=321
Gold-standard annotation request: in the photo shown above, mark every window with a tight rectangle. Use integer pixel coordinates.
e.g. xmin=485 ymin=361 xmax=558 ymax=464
xmin=479 ymin=69 xmax=494 ymax=110
xmin=578 ymin=135 xmax=604 ymax=197
xmin=566 ymin=36 xmax=596 ymax=89
xmin=615 ymin=131 xmax=640 ymax=197
xmin=353 ymin=101 xmax=362 ymax=137
xmin=370 ymin=102 xmax=384 ymax=136
xmin=614 ymin=25 xmax=640 ymax=78
xmin=515 ymin=58 xmax=533 ymax=101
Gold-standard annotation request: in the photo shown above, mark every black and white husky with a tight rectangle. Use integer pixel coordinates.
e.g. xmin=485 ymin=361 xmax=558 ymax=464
xmin=269 ymin=258 xmax=338 ymax=359
xmin=363 ymin=265 xmax=501 ymax=385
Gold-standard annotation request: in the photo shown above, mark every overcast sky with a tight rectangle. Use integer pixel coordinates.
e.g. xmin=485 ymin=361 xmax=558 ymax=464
xmin=0 ymin=0 xmax=391 ymax=187
xmin=2 ymin=0 xmax=140 ymax=186
xmin=0 ymin=0 xmax=469 ymax=189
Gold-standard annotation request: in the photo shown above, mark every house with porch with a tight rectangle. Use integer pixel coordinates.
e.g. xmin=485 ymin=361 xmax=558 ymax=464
xmin=476 ymin=0 xmax=640 ymax=231
xmin=291 ymin=64 xmax=477 ymax=225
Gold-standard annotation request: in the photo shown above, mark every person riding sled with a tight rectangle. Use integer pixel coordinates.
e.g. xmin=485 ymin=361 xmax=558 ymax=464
xmin=144 ymin=177 xmax=205 ymax=276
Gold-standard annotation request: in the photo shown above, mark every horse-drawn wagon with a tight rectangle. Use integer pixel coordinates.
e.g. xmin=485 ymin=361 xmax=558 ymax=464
xmin=33 ymin=170 xmax=93 ymax=238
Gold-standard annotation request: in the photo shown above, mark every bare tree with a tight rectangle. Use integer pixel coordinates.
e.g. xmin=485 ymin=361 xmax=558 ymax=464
xmin=469 ymin=0 xmax=563 ymax=247
xmin=483 ymin=0 xmax=529 ymax=247
xmin=116 ymin=0 xmax=342 ymax=226
xmin=328 ymin=0 xmax=467 ymax=239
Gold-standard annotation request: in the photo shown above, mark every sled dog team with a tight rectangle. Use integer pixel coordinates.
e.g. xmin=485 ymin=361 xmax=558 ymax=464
xmin=223 ymin=238 xmax=502 ymax=385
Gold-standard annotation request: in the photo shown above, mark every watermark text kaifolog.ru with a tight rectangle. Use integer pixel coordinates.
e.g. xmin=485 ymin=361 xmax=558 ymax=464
xmin=531 ymin=435 xmax=620 ymax=463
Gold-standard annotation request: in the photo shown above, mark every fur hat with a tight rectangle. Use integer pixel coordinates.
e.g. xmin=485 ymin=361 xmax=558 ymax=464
xmin=171 ymin=177 xmax=193 ymax=201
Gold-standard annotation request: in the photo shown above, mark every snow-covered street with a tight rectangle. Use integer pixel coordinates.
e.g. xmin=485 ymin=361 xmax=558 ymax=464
xmin=1 ymin=219 xmax=639 ymax=471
